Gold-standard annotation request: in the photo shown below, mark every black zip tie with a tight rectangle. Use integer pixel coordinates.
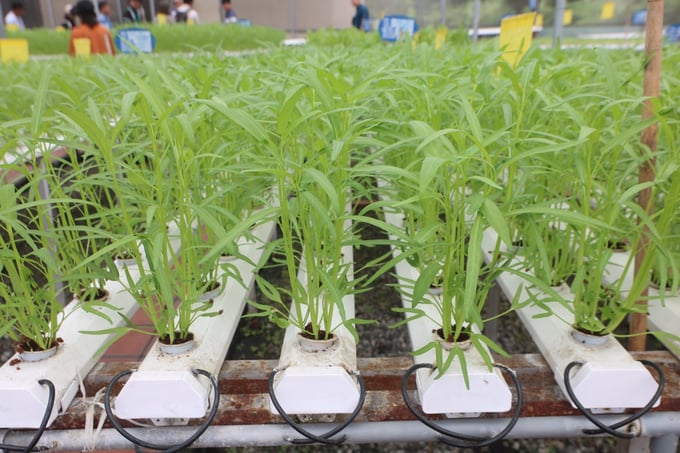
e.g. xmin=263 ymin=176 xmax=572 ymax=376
xmin=104 ymin=368 xmax=220 ymax=453
xmin=564 ymin=360 xmax=664 ymax=439
xmin=268 ymin=368 xmax=366 ymax=445
xmin=402 ymin=362 xmax=523 ymax=448
xmin=0 ymin=379 xmax=55 ymax=453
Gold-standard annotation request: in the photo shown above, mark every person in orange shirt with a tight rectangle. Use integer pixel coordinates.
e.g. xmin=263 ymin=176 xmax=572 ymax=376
xmin=68 ymin=0 xmax=116 ymax=56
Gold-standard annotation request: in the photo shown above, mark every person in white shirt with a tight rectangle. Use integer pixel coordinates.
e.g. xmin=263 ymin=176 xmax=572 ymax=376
xmin=4 ymin=1 xmax=26 ymax=30
xmin=174 ymin=0 xmax=199 ymax=24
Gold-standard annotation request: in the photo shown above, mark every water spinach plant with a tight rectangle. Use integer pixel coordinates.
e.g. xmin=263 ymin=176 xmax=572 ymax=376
xmin=504 ymin=51 xmax=677 ymax=338
xmin=382 ymin=119 xmax=518 ymax=380
xmin=71 ymin=63 xmax=259 ymax=347
xmin=235 ymin=58 xmax=382 ymax=342
xmin=0 ymin=183 xmax=66 ymax=353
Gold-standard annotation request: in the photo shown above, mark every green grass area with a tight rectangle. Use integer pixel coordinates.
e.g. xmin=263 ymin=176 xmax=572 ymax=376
xmin=5 ymin=23 xmax=286 ymax=55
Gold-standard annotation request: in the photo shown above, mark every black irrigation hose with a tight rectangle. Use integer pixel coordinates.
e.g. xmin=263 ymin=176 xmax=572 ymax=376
xmin=104 ymin=368 xmax=220 ymax=453
xmin=563 ymin=360 xmax=665 ymax=439
xmin=0 ymin=379 xmax=55 ymax=453
xmin=401 ymin=362 xmax=523 ymax=448
xmin=268 ymin=368 xmax=367 ymax=445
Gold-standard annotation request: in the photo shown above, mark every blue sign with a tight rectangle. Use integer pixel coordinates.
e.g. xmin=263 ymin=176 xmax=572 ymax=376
xmin=115 ymin=28 xmax=156 ymax=54
xmin=667 ymin=23 xmax=680 ymax=43
xmin=631 ymin=9 xmax=647 ymax=26
xmin=378 ymin=15 xmax=419 ymax=42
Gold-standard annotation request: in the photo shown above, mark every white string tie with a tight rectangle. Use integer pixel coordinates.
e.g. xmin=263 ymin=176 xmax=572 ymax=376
xmin=76 ymin=370 xmax=107 ymax=452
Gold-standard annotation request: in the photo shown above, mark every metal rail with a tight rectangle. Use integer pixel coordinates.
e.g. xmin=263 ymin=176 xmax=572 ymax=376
xmin=2 ymin=413 xmax=680 ymax=451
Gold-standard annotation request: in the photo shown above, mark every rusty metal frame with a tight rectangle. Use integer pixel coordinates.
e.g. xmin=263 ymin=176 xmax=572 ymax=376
xmin=0 ymin=352 xmax=677 ymax=450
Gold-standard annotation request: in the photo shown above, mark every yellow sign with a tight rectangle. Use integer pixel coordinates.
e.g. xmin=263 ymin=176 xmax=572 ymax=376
xmin=73 ymin=38 xmax=91 ymax=58
xmin=601 ymin=2 xmax=615 ymax=20
xmin=156 ymin=13 xmax=167 ymax=25
xmin=0 ymin=39 xmax=29 ymax=63
xmin=499 ymin=12 xmax=536 ymax=68
xmin=563 ymin=9 xmax=573 ymax=25
xmin=435 ymin=27 xmax=447 ymax=49
xmin=535 ymin=13 xmax=544 ymax=27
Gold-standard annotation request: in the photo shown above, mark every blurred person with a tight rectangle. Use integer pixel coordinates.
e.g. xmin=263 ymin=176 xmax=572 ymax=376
xmin=60 ymin=3 xmax=76 ymax=29
xmin=123 ymin=0 xmax=145 ymax=23
xmin=222 ymin=0 xmax=237 ymax=24
xmin=175 ymin=0 xmax=199 ymax=24
xmin=155 ymin=1 xmax=170 ymax=24
xmin=351 ymin=0 xmax=370 ymax=31
xmin=4 ymin=1 xmax=25 ymax=30
xmin=69 ymin=0 xmax=116 ymax=55
xmin=169 ymin=0 xmax=181 ymax=22
xmin=97 ymin=1 xmax=113 ymax=29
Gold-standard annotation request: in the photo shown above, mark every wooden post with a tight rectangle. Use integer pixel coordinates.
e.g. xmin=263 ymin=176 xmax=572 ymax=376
xmin=629 ymin=0 xmax=664 ymax=351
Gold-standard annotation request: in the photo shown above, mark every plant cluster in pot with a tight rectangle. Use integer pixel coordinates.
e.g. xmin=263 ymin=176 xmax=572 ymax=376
xmin=644 ymin=150 xmax=680 ymax=357
xmin=241 ymin=66 xmax=382 ymax=440
xmin=108 ymin=216 xmax=240 ymax=422
xmin=647 ymin=168 xmax=680 ymax=294
xmin=513 ymin=232 xmax=665 ymax=425
xmin=103 ymin=133 xmax=236 ymax=424
xmin=600 ymin=158 xmax=680 ymax=358
xmin=101 ymin=94 xmax=277 ymax=431
xmin=0 ymin=180 xmax=126 ymax=430
xmin=45 ymin=158 xmax=119 ymax=304
xmin=498 ymin=148 xmax=668 ymax=423
xmin=378 ymin=121 xmax=523 ymax=425
xmin=0 ymin=184 xmax=66 ymax=364
xmin=0 ymin=175 xmax=67 ymax=430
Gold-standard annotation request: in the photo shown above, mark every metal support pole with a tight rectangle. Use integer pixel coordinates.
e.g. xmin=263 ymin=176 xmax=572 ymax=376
xmin=289 ymin=0 xmax=296 ymax=34
xmin=439 ymin=0 xmax=445 ymax=26
xmin=415 ymin=0 xmax=424 ymax=27
xmin=0 ymin=3 xmax=6 ymax=38
xmin=115 ymin=0 xmax=123 ymax=23
xmin=147 ymin=0 xmax=155 ymax=24
xmin=618 ymin=437 xmax=651 ymax=453
xmin=3 ymin=413 xmax=680 ymax=451
xmin=47 ymin=0 xmax=56 ymax=29
xmin=553 ymin=0 xmax=565 ymax=49
xmin=472 ymin=0 xmax=480 ymax=43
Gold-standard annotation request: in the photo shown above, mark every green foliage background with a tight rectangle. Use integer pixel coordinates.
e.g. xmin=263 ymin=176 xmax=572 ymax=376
xmin=366 ymin=0 xmax=679 ymax=28
xmin=5 ymin=24 xmax=285 ymax=55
